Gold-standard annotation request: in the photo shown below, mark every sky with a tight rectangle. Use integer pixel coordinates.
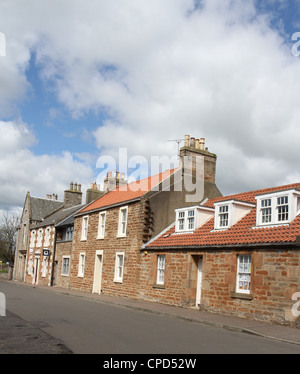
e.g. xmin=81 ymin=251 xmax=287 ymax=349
xmin=1 ymin=0 xmax=300 ymax=216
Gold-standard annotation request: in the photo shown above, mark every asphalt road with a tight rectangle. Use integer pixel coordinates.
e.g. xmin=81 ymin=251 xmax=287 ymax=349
xmin=1 ymin=281 xmax=300 ymax=354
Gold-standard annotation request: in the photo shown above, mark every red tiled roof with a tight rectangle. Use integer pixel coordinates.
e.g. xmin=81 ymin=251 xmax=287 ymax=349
xmin=79 ymin=169 xmax=176 ymax=214
xmin=146 ymin=182 xmax=300 ymax=249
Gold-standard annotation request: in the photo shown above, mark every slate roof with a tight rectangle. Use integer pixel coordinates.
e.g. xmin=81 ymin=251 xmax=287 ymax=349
xmin=78 ymin=169 xmax=176 ymax=215
xmin=145 ymin=182 xmax=300 ymax=249
xmin=32 ymin=204 xmax=84 ymax=229
xmin=30 ymin=196 xmax=64 ymax=222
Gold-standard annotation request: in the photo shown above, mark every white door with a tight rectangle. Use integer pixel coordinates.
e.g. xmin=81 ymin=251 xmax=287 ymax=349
xmin=196 ymin=257 xmax=202 ymax=306
xmin=33 ymin=257 xmax=40 ymax=285
xmin=92 ymin=250 xmax=103 ymax=294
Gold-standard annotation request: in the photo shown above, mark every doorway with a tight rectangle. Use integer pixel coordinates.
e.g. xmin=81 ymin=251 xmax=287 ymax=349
xmin=92 ymin=250 xmax=103 ymax=294
xmin=196 ymin=256 xmax=202 ymax=307
xmin=33 ymin=256 xmax=40 ymax=285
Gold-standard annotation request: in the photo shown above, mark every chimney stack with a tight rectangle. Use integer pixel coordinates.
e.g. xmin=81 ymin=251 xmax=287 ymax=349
xmin=103 ymin=171 xmax=127 ymax=192
xmin=179 ymin=134 xmax=217 ymax=184
xmin=63 ymin=181 xmax=83 ymax=208
xmin=85 ymin=182 xmax=104 ymax=204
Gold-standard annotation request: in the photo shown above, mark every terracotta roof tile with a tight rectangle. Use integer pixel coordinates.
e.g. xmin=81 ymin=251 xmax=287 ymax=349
xmin=146 ymin=182 xmax=300 ymax=249
xmin=79 ymin=169 xmax=176 ymax=214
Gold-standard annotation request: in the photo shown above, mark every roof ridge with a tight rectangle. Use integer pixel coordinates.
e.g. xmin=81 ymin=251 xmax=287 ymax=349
xmin=78 ymin=168 xmax=176 ymax=214
xmin=204 ymin=182 xmax=300 ymax=206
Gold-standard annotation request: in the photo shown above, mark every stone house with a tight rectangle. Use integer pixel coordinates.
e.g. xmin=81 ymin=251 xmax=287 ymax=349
xmin=68 ymin=136 xmax=222 ymax=298
xmin=13 ymin=191 xmax=64 ymax=281
xmin=142 ymin=182 xmax=300 ymax=326
xmin=24 ymin=183 xmax=83 ymax=286
xmin=54 ymin=205 xmax=85 ymax=288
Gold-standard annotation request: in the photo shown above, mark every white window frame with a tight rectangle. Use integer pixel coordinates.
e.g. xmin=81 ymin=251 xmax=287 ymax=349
xmin=30 ymin=230 xmax=36 ymax=247
xmin=97 ymin=211 xmax=106 ymax=239
xmin=62 ymin=256 xmax=70 ymax=276
xmin=218 ymin=205 xmax=229 ymax=228
xmin=117 ymin=206 xmax=128 ymax=237
xmin=81 ymin=216 xmax=89 ymax=241
xmin=28 ymin=256 xmax=33 ymax=276
xmin=256 ymin=189 xmax=300 ymax=226
xmin=236 ymin=255 xmax=251 ymax=294
xmin=175 ymin=207 xmax=197 ymax=233
xmin=44 ymin=226 xmax=51 ymax=247
xmin=114 ymin=252 xmax=125 ymax=283
xmin=78 ymin=253 xmax=86 ymax=277
xmin=36 ymin=228 xmax=43 ymax=247
xmin=156 ymin=255 xmax=165 ymax=285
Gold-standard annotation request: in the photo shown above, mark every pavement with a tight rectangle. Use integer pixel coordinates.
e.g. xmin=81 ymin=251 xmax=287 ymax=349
xmin=1 ymin=279 xmax=300 ymax=353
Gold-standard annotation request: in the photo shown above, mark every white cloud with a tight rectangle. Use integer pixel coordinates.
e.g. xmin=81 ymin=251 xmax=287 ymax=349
xmin=1 ymin=0 xmax=300 ymax=202
xmin=0 ymin=121 xmax=94 ymax=210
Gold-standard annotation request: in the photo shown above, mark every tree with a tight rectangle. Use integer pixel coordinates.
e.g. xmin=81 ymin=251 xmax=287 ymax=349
xmin=0 ymin=212 xmax=20 ymax=264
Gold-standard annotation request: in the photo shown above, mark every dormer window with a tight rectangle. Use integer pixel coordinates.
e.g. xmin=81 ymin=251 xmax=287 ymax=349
xmin=218 ymin=205 xmax=229 ymax=228
xmin=277 ymin=196 xmax=289 ymax=222
xmin=214 ymin=200 xmax=255 ymax=230
xmin=261 ymin=198 xmax=271 ymax=223
xmin=175 ymin=207 xmax=197 ymax=233
xmin=187 ymin=210 xmax=195 ymax=230
xmin=256 ymin=189 xmax=300 ymax=226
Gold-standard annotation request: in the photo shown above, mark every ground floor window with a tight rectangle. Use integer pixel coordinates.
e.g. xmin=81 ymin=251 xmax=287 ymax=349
xmin=156 ymin=255 xmax=165 ymax=285
xmin=62 ymin=256 xmax=70 ymax=276
xmin=78 ymin=253 xmax=85 ymax=277
xmin=236 ymin=255 xmax=251 ymax=294
xmin=114 ymin=252 xmax=124 ymax=283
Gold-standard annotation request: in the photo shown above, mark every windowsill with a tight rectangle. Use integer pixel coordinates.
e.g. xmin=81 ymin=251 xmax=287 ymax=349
xmin=174 ymin=230 xmax=194 ymax=235
xmin=252 ymin=223 xmax=289 ymax=229
xmin=230 ymin=292 xmax=253 ymax=300
xmin=61 ymin=273 xmax=69 ymax=277
xmin=114 ymin=279 xmax=123 ymax=284
xmin=56 ymin=239 xmax=73 ymax=243
xmin=153 ymin=283 xmax=165 ymax=289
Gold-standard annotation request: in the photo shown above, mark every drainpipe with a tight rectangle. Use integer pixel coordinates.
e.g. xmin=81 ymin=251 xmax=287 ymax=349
xmin=50 ymin=227 xmax=57 ymax=287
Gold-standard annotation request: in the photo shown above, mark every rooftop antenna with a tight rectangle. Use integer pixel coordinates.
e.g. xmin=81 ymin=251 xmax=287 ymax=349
xmin=167 ymin=139 xmax=184 ymax=158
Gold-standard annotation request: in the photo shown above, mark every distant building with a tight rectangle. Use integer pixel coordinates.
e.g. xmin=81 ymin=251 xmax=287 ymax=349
xmin=13 ymin=192 xmax=64 ymax=281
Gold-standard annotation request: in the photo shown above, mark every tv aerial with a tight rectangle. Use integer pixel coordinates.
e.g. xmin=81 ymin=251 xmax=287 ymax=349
xmin=167 ymin=138 xmax=184 ymax=157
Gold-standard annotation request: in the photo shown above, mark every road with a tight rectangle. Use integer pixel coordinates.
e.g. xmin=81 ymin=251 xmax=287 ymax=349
xmin=1 ymin=280 xmax=300 ymax=354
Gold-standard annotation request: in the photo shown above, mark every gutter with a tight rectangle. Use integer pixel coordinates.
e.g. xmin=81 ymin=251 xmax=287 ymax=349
xmin=144 ymin=241 xmax=300 ymax=251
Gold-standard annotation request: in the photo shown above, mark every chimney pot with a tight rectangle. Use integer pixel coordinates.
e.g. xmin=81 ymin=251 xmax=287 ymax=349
xmin=190 ymin=137 xmax=195 ymax=148
xmin=184 ymin=135 xmax=190 ymax=147
xmin=199 ymin=138 xmax=205 ymax=150
xmin=70 ymin=181 xmax=74 ymax=190
xmin=195 ymin=139 xmax=199 ymax=149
